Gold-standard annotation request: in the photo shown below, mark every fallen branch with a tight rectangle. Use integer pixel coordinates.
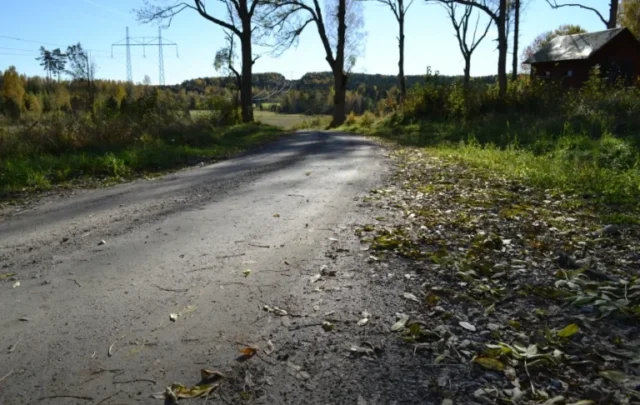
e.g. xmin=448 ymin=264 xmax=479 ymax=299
xmin=187 ymin=266 xmax=215 ymax=273
xmin=287 ymin=194 xmax=305 ymax=197
xmin=38 ymin=395 xmax=93 ymax=401
xmin=95 ymin=390 xmax=123 ymax=405
xmin=0 ymin=370 xmax=13 ymax=382
xmin=8 ymin=337 xmax=24 ymax=353
xmin=248 ymin=243 xmax=270 ymax=248
xmin=215 ymin=253 xmax=246 ymax=259
xmin=152 ymin=284 xmax=188 ymax=293
xmin=114 ymin=378 xmax=156 ymax=384
xmin=69 ymin=279 xmax=82 ymax=287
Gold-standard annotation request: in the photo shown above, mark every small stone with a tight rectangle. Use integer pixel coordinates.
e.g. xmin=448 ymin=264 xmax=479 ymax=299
xmin=601 ymin=224 xmax=620 ymax=236
xmin=98 ymin=240 xmax=106 ymax=246
xmin=487 ymin=323 xmax=500 ymax=331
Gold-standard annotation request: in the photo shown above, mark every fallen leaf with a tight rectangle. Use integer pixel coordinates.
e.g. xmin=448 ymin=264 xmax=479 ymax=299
xmin=243 ymin=269 xmax=251 ymax=277
xmin=484 ymin=304 xmax=495 ymax=316
xmin=240 ymin=347 xmax=258 ymax=357
xmin=473 ymin=356 xmax=505 ymax=371
xmin=264 ymin=340 xmax=275 ymax=355
xmin=305 ymin=171 xmax=312 ymax=176
xmin=541 ymin=396 xmax=565 ymax=405
xmin=459 ymin=321 xmax=476 ymax=332
xmin=403 ymin=292 xmax=419 ymax=302
xmin=391 ymin=314 xmax=410 ymax=331
xmin=171 ymin=383 xmax=218 ymax=399
xmin=169 ymin=313 xmax=178 ymax=322
xmin=599 ymin=370 xmax=628 ymax=384
xmin=12 ymin=281 xmax=20 ymax=289
xmin=0 ymin=273 xmax=16 ymax=281
xmin=309 ymin=274 xmax=321 ymax=283
xmin=273 ymin=214 xmax=280 ymax=218
xmin=200 ymin=369 xmax=225 ymax=381
xmin=178 ymin=305 xmax=197 ymax=316
xmin=557 ymin=323 xmax=580 ymax=338
xmin=322 ymin=321 xmax=335 ymax=331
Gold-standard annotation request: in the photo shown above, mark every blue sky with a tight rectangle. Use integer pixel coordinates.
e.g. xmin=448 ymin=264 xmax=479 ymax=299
xmin=0 ymin=0 xmax=606 ymax=85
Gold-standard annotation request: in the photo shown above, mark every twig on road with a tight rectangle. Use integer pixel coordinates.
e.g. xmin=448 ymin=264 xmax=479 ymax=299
xmin=95 ymin=390 xmax=123 ymax=405
xmin=152 ymin=284 xmax=189 ymax=293
xmin=69 ymin=279 xmax=82 ymax=287
xmin=187 ymin=266 xmax=215 ymax=273
xmin=287 ymin=194 xmax=305 ymax=197
xmin=38 ymin=394 xmax=93 ymax=401
xmin=0 ymin=370 xmax=13 ymax=382
xmin=8 ymin=337 xmax=24 ymax=353
xmin=108 ymin=332 xmax=130 ymax=357
xmin=248 ymin=243 xmax=270 ymax=248
xmin=114 ymin=378 xmax=156 ymax=384
xmin=215 ymin=253 xmax=246 ymax=259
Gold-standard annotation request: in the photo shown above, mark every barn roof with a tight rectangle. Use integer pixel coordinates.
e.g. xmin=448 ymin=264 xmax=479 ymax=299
xmin=524 ymin=27 xmax=628 ymax=64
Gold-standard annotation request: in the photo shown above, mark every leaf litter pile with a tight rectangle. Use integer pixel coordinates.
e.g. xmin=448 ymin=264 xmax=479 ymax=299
xmin=357 ymin=148 xmax=640 ymax=404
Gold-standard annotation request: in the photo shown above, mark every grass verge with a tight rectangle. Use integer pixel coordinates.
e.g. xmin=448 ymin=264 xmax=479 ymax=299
xmin=0 ymin=123 xmax=286 ymax=198
xmin=343 ymin=115 xmax=640 ymax=218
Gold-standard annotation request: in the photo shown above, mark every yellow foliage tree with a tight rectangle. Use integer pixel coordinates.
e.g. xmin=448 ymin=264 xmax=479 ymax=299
xmin=619 ymin=0 xmax=640 ymax=37
xmin=2 ymin=66 xmax=26 ymax=118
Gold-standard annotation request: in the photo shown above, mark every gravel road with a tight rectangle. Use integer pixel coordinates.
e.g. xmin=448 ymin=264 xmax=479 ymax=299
xmin=0 ymin=131 xmax=400 ymax=404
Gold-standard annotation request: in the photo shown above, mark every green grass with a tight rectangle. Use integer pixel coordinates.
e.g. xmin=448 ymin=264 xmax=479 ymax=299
xmin=254 ymin=111 xmax=330 ymax=130
xmin=0 ymin=123 xmax=286 ymax=196
xmin=343 ymin=114 xmax=640 ymax=212
xmin=189 ymin=110 xmax=330 ymax=130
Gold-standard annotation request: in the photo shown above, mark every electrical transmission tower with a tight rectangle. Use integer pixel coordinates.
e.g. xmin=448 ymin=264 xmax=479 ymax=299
xmin=111 ymin=27 xmax=178 ymax=85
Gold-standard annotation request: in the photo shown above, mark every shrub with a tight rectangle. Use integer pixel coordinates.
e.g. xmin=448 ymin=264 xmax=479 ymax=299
xmin=345 ymin=111 xmax=357 ymax=126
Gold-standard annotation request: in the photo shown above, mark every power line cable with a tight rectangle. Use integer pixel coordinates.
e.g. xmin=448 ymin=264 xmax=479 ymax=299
xmin=0 ymin=34 xmax=111 ymax=54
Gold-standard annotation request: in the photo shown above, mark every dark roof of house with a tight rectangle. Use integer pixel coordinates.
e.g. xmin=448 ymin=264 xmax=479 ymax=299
xmin=524 ymin=27 xmax=628 ymax=64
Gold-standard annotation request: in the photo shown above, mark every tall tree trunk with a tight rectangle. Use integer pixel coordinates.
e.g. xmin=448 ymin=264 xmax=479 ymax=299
xmin=609 ymin=0 xmax=619 ymax=28
xmin=330 ymin=0 xmax=347 ymax=127
xmin=332 ymin=69 xmax=348 ymax=126
xmin=497 ymin=0 xmax=508 ymax=99
xmin=463 ymin=57 xmax=471 ymax=91
xmin=398 ymin=1 xmax=406 ymax=100
xmin=463 ymin=56 xmax=471 ymax=114
xmin=240 ymin=26 xmax=254 ymax=123
xmin=511 ymin=0 xmax=520 ymax=81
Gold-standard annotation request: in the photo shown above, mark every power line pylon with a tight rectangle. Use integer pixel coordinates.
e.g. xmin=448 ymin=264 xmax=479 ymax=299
xmin=111 ymin=27 xmax=178 ymax=84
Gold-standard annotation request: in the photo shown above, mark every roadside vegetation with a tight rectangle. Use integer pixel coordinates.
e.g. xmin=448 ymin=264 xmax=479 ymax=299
xmin=342 ymin=71 xmax=640 ymax=215
xmin=0 ymin=65 xmax=287 ymax=198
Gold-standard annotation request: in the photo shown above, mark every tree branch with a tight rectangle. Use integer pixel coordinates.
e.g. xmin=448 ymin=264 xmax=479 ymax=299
xmin=437 ymin=0 xmax=498 ymax=22
xmin=544 ymin=0 xmax=609 ymax=27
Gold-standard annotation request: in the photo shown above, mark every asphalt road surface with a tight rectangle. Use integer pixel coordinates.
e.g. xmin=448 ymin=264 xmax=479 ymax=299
xmin=0 ymin=131 xmax=389 ymax=404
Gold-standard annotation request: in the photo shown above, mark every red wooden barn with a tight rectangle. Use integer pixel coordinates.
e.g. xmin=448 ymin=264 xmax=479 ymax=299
xmin=524 ymin=27 xmax=640 ymax=87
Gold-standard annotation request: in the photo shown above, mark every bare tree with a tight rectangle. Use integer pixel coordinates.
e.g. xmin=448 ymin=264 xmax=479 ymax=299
xmin=137 ymin=0 xmax=263 ymax=123
xmin=441 ymin=2 xmax=491 ymax=89
xmin=545 ymin=0 xmax=619 ymax=29
xmin=261 ymin=0 xmax=365 ymax=126
xmin=371 ymin=0 xmax=414 ymax=98
xmin=440 ymin=0 xmax=509 ymax=99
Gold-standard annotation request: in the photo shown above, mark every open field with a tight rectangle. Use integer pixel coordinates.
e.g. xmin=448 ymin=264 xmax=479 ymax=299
xmin=189 ymin=110 xmax=330 ymax=130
